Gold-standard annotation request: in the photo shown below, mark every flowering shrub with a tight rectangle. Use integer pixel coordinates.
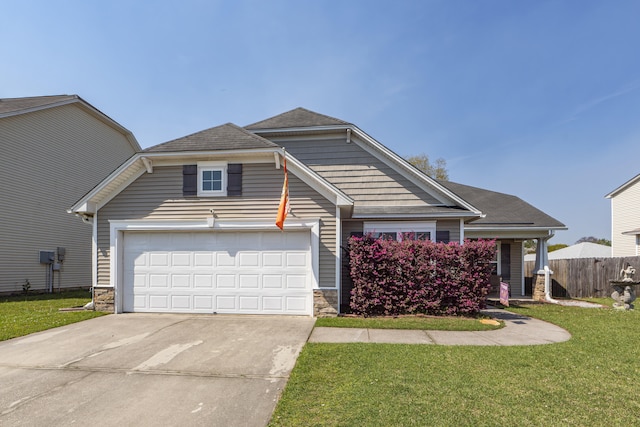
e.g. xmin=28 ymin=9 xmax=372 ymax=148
xmin=349 ymin=235 xmax=496 ymax=316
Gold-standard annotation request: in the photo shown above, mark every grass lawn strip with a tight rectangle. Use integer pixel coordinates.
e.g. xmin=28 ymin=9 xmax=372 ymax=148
xmin=0 ymin=290 xmax=105 ymax=342
xmin=315 ymin=314 xmax=503 ymax=331
xmin=270 ymin=300 xmax=639 ymax=426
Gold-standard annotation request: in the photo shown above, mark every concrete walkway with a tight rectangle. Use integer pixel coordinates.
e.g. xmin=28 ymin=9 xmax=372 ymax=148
xmin=309 ymin=308 xmax=571 ymax=346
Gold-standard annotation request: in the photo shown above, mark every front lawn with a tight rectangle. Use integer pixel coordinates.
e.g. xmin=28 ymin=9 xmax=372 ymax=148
xmin=0 ymin=290 xmax=105 ymax=341
xmin=315 ymin=314 xmax=502 ymax=331
xmin=271 ymin=300 xmax=639 ymax=426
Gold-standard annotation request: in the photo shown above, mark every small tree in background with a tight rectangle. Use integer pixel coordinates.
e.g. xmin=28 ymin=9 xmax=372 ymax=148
xmin=406 ymin=153 xmax=449 ymax=180
xmin=548 ymin=244 xmax=569 ymax=252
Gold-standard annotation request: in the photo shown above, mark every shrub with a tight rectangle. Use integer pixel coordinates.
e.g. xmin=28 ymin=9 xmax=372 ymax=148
xmin=349 ymin=236 xmax=496 ymax=316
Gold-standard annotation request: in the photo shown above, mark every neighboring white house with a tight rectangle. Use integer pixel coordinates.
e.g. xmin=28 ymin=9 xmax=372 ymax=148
xmin=606 ymin=173 xmax=640 ymax=257
xmin=524 ymin=242 xmax=611 ymax=262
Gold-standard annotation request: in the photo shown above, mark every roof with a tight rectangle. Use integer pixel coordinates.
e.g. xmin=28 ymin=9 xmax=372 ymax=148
xmin=524 ymin=242 xmax=611 ymax=261
xmin=245 ymin=107 xmax=351 ymax=130
xmin=0 ymin=95 xmax=78 ymax=116
xmin=622 ymin=227 xmax=640 ymax=236
xmin=437 ymin=180 xmax=566 ymax=229
xmin=145 ymin=123 xmax=279 ymax=152
xmin=605 ymin=172 xmax=640 ymax=198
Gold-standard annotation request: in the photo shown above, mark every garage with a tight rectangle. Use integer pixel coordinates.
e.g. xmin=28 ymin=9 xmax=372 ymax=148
xmin=121 ymin=230 xmax=312 ymax=315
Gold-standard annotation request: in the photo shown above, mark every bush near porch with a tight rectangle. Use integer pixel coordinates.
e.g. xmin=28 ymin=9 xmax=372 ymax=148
xmin=349 ymin=236 xmax=495 ymax=316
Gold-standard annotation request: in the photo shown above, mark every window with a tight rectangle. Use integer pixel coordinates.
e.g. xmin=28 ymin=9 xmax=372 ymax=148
xmin=363 ymin=221 xmax=436 ymax=242
xmin=198 ymin=162 xmax=227 ymax=197
xmin=490 ymin=242 xmax=501 ymax=276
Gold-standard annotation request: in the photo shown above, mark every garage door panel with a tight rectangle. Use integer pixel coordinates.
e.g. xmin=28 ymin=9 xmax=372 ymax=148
xmin=171 ymin=274 xmax=190 ymax=288
xmin=263 ymin=253 xmax=284 ymax=267
xmin=150 ymin=253 xmax=169 ymax=266
xmin=194 ymin=274 xmax=214 ymax=288
xmin=123 ymin=231 xmax=312 ymax=315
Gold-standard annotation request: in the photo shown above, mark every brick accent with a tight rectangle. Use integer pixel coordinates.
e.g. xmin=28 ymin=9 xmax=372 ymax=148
xmin=532 ymin=274 xmax=546 ymax=302
xmin=314 ymin=289 xmax=338 ymax=317
xmin=94 ymin=287 xmax=115 ymax=312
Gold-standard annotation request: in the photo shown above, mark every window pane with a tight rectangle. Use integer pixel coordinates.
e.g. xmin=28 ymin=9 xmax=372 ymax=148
xmin=203 ymin=170 xmax=212 ymax=180
xmin=212 ymin=181 xmax=222 ymax=191
xmin=212 ymin=170 xmax=222 ymax=180
xmin=203 ymin=181 xmax=212 ymax=191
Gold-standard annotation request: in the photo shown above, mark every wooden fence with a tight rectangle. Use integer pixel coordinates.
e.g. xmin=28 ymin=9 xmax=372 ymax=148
xmin=524 ymin=256 xmax=640 ymax=298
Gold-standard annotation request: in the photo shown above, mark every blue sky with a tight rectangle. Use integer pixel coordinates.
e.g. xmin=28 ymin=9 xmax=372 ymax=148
xmin=3 ymin=0 xmax=639 ymax=245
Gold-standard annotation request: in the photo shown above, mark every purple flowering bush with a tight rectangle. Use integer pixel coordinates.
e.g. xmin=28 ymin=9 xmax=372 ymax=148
xmin=349 ymin=235 xmax=496 ymax=316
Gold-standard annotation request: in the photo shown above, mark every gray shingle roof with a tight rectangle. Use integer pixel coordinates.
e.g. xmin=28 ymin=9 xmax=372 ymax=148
xmin=144 ymin=123 xmax=279 ymax=152
xmin=437 ymin=180 xmax=565 ymax=229
xmin=0 ymin=95 xmax=78 ymax=116
xmin=245 ymin=107 xmax=351 ymax=130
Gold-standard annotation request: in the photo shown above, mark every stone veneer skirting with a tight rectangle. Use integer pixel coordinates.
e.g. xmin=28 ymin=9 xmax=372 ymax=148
xmin=313 ymin=289 xmax=338 ymax=317
xmin=93 ymin=287 xmax=339 ymax=317
xmin=93 ymin=287 xmax=115 ymax=312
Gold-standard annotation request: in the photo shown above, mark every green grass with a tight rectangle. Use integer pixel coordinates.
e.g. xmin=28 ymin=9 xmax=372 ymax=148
xmin=0 ymin=290 xmax=106 ymax=341
xmin=271 ymin=299 xmax=640 ymax=426
xmin=315 ymin=314 xmax=503 ymax=331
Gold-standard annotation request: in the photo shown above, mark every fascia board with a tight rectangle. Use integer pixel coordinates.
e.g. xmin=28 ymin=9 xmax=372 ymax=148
xmin=284 ymin=154 xmax=354 ymax=207
xmin=605 ymin=172 xmax=640 ymax=199
xmin=352 ymin=212 xmax=480 ymax=219
xmin=349 ymin=127 xmax=484 ymax=215
xmin=141 ymin=148 xmax=279 ymax=159
xmin=0 ymin=96 xmax=80 ymax=119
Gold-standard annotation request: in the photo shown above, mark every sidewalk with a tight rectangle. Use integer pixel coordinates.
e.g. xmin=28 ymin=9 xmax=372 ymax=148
xmin=308 ymin=308 xmax=571 ymax=346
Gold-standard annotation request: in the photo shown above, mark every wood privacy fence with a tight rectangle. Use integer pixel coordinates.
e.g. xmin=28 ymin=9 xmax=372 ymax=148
xmin=524 ymin=256 xmax=640 ymax=298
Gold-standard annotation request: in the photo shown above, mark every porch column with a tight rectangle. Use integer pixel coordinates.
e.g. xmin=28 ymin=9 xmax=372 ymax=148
xmin=532 ymin=235 xmax=553 ymax=302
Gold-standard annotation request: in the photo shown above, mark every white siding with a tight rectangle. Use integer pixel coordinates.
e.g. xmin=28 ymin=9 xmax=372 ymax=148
xmin=611 ymin=178 xmax=640 ymax=257
xmin=97 ymin=164 xmax=338 ymax=289
xmin=0 ymin=105 xmax=136 ymax=293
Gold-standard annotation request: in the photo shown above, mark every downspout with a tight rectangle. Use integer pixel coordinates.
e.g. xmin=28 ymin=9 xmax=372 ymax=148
xmin=544 ymin=265 xmax=560 ymax=304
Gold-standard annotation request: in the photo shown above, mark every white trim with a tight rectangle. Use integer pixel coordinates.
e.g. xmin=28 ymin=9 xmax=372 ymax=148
xmin=92 ymin=213 xmax=98 ymax=289
xmin=108 ymin=218 xmax=320 ymax=314
xmin=335 ymin=206 xmax=342 ymax=310
xmin=520 ymin=240 xmax=525 ymax=295
xmin=197 ymin=161 xmax=228 ymax=197
xmin=459 ymin=219 xmax=465 ymax=244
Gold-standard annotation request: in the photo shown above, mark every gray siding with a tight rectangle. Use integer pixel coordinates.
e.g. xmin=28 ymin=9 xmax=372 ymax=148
xmin=436 ymin=219 xmax=461 ymax=243
xmin=0 ymin=105 xmax=136 ymax=293
xmin=97 ymin=164 xmax=337 ymax=288
xmin=279 ymin=137 xmax=443 ymax=206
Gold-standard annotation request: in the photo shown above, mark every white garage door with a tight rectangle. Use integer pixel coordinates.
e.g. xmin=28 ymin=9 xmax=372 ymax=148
xmin=122 ymin=230 xmax=312 ymax=315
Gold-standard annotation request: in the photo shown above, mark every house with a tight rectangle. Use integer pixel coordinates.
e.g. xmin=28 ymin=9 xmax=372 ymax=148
xmin=524 ymin=242 xmax=611 ymax=262
xmin=606 ymin=173 xmax=640 ymax=256
xmin=69 ymin=108 xmax=565 ymax=315
xmin=0 ymin=95 xmax=140 ymax=294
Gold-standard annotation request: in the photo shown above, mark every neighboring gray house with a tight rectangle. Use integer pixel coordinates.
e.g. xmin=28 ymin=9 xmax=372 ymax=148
xmin=606 ymin=173 xmax=640 ymax=257
xmin=0 ymin=95 xmax=140 ymax=294
xmin=70 ymin=108 xmax=565 ymax=315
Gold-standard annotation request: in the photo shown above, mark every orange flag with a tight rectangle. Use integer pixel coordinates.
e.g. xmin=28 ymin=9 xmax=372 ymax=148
xmin=275 ymin=154 xmax=289 ymax=230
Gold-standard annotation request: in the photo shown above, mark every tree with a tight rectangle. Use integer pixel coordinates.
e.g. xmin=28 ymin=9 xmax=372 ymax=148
xmin=548 ymin=244 xmax=568 ymax=252
xmin=406 ymin=153 xmax=449 ymax=180
xmin=575 ymin=236 xmax=611 ymax=246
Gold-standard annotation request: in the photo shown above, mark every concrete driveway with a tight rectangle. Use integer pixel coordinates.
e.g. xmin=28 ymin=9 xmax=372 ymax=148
xmin=0 ymin=314 xmax=315 ymax=427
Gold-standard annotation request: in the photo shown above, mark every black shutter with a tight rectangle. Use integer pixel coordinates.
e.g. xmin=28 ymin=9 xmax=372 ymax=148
xmin=183 ymin=165 xmax=197 ymax=197
xmin=227 ymin=163 xmax=242 ymax=196
xmin=501 ymin=243 xmax=511 ymax=280
xmin=436 ymin=231 xmax=450 ymax=243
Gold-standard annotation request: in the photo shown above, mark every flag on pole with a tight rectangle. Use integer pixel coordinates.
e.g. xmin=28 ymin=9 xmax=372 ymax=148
xmin=275 ymin=152 xmax=289 ymax=230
